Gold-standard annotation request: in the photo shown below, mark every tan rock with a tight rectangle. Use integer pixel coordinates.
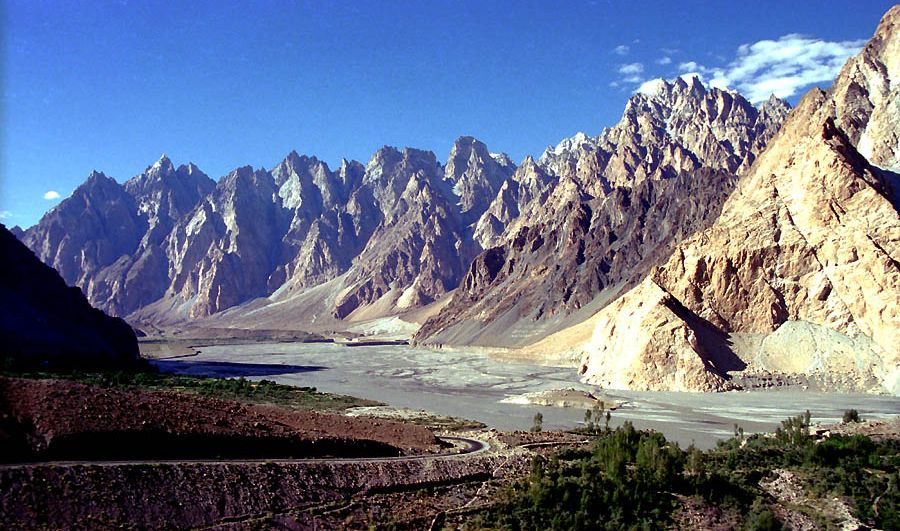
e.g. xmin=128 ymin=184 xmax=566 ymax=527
xmin=533 ymin=279 xmax=737 ymax=392
xmin=577 ymin=6 xmax=900 ymax=394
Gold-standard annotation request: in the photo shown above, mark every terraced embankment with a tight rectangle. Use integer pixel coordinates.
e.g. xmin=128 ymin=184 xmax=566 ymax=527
xmin=0 ymin=438 xmax=523 ymax=529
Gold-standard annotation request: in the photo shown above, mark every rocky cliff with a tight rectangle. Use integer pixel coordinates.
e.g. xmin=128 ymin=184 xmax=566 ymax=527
xmin=418 ymin=77 xmax=789 ymax=349
xmin=1 ymin=224 xmax=139 ymax=368
xmin=418 ymin=169 xmax=740 ymax=348
xmin=23 ymin=137 xmax=511 ymax=327
xmin=32 ymin=5 xmax=900 ymax=397
xmin=21 ymin=75 xmax=790 ymax=352
xmin=522 ymin=6 xmax=900 ymax=393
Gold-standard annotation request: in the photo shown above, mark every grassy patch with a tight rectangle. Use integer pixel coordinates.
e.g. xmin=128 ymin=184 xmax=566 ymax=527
xmin=1 ymin=366 xmax=381 ymax=412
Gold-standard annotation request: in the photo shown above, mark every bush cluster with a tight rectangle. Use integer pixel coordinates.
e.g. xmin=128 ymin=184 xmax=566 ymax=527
xmin=473 ymin=412 xmax=899 ymax=530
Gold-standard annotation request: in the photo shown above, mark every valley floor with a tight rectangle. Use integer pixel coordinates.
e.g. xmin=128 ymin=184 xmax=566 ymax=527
xmin=149 ymin=339 xmax=900 ymax=449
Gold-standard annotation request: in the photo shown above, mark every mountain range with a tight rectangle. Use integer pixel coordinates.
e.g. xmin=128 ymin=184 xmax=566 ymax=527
xmin=16 ymin=6 xmax=900 ymax=393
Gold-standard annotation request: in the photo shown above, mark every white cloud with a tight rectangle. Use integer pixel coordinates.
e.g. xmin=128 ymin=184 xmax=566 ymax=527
xmin=656 ymin=56 xmax=672 ymax=65
xmin=613 ymin=44 xmax=630 ymax=55
xmin=618 ymin=62 xmax=644 ymax=75
xmin=616 ymin=62 xmax=645 ymax=84
xmin=43 ymin=190 xmax=61 ymax=200
xmin=0 ymin=210 xmax=12 ymax=220
xmin=661 ymin=34 xmax=865 ymax=103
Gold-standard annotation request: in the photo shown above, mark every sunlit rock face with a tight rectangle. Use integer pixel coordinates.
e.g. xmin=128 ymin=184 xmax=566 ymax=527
xmin=420 ymin=76 xmax=789 ymax=351
xmin=20 ymin=137 xmax=509 ymax=324
xmin=30 ymin=0 xmax=884 ymax=396
xmin=485 ymin=7 xmax=899 ymax=393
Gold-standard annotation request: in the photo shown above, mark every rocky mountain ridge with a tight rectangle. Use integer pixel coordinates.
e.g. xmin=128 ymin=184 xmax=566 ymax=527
xmin=505 ymin=6 xmax=900 ymax=393
xmin=21 ymin=140 xmax=519 ymax=326
xmin=418 ymin=76 xmax=791 ymax=347
xmin=22 ymin=74 xmax=786 ymax=336
xmin=34 ymin=8 xmax=900 ymax=395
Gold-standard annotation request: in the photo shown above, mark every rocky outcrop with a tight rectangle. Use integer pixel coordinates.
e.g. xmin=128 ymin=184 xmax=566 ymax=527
xmin=165 ymin=166 xmax=286 ymax=318
xmin=418 ymin=169 xmax=739 ymax=347
xmin=535 ymin=6 xmax=900 ymax=393
xmin=564 ymin=279 xmax=742 ymax=392
xmin=472 ymin=157 xmax=558 ymax=249
xmin=0 ymin=224 xmax=139 ymax=368
xmin=334 ymin=148 xmax=474 ymax=318
xmin=445 ymin=136 xmax=516 ymax=225
xmin=22 ymin=171 xmax=146 ymax=312
xmin=270 ymin=154 xmax=372 ymax=292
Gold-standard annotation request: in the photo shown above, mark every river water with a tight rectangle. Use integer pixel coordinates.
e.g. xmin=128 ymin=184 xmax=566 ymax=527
xmin=152 ymin=341 xmax=900 ymax=449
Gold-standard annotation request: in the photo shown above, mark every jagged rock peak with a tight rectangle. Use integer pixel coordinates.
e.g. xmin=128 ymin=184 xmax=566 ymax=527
xmin=445 ymin=136 xmax=515 ymax=223
xmin=366 ymin=145 xmax=438 ymax=169
xmin=86 ymin=169 xmax=111 ymax=182
xmin=490 ymin=152 xmax=515 ymax=169
xmin=830 ymin=4 xmax=900 ymax=171
xmin=635 ymin=75 xmax=708 ymax=99
xmin=363 ymin=146 xmax=442 ymax=193
xmin=542 ymin=131 xmax=597 ymax=160
xmin=180 ymin=162 xmax=203 ymax=175
xmin=221 ymin=165 xmax=269 ymax=187
xmin=126 ymin=155 xmax=214 ymax=197
xmin=536 ymin=73 xmax=789 ymax=193
xmin=281 ymin=149 xmax=324 ymax=169
xmin=635 ymin=75 xmax=790 ymax=113
xmin=78 ymin=171 xmax=127 ymax=196
xmin=610 ymin=74 xmax=789 ymax=175
xmin=762 ymin=93 xmax=790 ymax=111
xmin=9 ymin=225 xmax=25 ymax=239
xmin=149 ymin=153 xmax=174 ymax=173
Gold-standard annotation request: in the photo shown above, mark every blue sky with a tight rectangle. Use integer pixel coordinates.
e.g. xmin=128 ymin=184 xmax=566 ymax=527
xmin=2 ymin=0 xmax=895 ymax=228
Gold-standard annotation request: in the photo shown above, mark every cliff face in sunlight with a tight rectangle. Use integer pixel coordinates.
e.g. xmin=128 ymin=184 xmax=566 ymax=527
xmin=520 ymin=7 xmax=900 ymax=393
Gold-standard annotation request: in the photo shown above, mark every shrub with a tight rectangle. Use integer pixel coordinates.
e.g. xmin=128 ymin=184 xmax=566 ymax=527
xmin=746 ymin=497 xmax=782 ymax=530
xmin=531 ymin=412 xmax=543 ymax=433
xmin=842 ymin=409 xmax=861 ymax=424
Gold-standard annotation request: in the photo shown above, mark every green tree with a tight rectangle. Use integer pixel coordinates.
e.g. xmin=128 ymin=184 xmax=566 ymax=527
xmin=842 ymin=409 xmax=861 ymax=423
xmin=746 ymin=497 xmax=782 ymax=530
xmin=531 ymin=412 xmax=543 ymax=433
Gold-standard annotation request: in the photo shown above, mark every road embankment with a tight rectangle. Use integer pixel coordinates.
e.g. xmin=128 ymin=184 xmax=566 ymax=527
xmin=0 ymin=450 xmax=518 ymax=528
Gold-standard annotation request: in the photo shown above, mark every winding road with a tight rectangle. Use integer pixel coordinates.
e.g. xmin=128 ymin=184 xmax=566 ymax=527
xmin=0 ymin=436 xmax=491 ymax=469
